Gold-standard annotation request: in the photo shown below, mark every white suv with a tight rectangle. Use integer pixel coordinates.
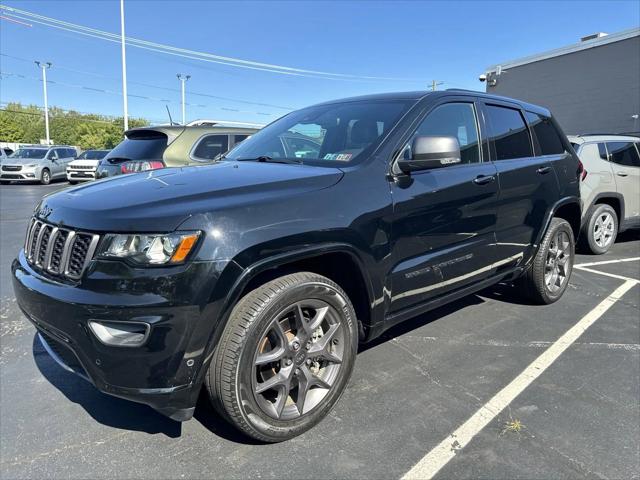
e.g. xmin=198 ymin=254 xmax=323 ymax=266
xmin=569 ymin=135 xmax=640 ymax=254
xmin=66 ymin=149 xmax=109 ymax=184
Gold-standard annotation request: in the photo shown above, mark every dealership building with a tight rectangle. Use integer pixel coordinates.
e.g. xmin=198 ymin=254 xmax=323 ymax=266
xmin=484 ymin=28 xmax=640 ymax=135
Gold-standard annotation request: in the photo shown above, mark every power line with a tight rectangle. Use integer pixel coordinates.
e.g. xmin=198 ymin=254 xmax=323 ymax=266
xmin=0 ymin=5 xmax=429 ymax=83
xmin=0 ymin=53 xmax=295 ymax=110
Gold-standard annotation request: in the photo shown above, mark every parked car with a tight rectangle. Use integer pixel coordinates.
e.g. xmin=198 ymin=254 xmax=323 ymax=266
xmin=96 ymin=124 xmax=258 ymax=178
xmin=568 ymin=134 xmax=640 ymax=254
xmin=1 ymin=146 xmax=78 ymax=185
xmin=66 ymin=149 xmax=110 ymax=184
xmin=13 ymin=91 xmax=581 ymax=442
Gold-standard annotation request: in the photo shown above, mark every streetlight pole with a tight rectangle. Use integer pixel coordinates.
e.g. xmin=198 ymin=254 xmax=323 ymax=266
xmin=35 ymin=61 xmax=52 ymax=145
xmin=120 ymin=0 xmax=129 ymax=131
xmin=431 ymin=79 xmax=444 ymax=91
xmin=177 ymin=74 xmax=191 ymax=125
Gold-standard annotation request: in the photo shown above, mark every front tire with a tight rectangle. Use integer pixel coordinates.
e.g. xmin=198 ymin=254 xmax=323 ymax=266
xmin=40 ymin=169 xmax=51 ymax=185
xmin=206 ymin=272 xmax=358 ymax=442
xmin=583 ymin=204 xmax=618 ymax=254
xmin=517 ymin=217 xmax=575 ymax=304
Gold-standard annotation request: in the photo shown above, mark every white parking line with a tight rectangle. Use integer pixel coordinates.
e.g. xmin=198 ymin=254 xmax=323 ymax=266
xmin=575 ymin=257 xmax=640 ymax=268
xmin=402 ymin=278 xmax=637 ymax=480
xmin=574 ymin=266 xmax=640 ymax=283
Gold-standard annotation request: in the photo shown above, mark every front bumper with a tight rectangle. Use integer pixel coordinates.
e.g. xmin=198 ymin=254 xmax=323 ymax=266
xmin=67 ymin=169 xmax=96 ymax=181
xmin=1 ymin=169 xmax=39 ymax=181
xmin=12 ymin=250 xmax=229 ymax=421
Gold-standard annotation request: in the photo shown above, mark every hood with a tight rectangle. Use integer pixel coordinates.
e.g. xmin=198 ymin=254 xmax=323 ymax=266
xmin=69 ymin=159 xmax=100 ymax=167
xmin=4 ymin=158 xmax=46 ymax=166
xmin=36 ymin=161 xmax=344 ymax=232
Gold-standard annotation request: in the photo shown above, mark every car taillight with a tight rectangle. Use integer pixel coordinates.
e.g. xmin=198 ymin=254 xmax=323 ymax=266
xmin=120 ymin=161 xmax=164 ymax=174
xmin=577 ymin=160 xmax=587 ymax=181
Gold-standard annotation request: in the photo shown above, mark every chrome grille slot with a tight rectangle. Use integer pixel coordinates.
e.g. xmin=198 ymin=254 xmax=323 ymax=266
xmin=24 ymin=217 xmax=100 ymax=281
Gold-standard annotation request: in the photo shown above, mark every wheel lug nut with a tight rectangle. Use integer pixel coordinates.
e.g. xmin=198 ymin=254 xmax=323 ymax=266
xmin=294 ymin=368 xmax=300 ymax=376
xmin=306 ymin=359 xmax=312 ymax=365
xmin=285 ymin=358 xmax=292 ymax=366
xmin=292 ymin=341 xmax=300 ymax=351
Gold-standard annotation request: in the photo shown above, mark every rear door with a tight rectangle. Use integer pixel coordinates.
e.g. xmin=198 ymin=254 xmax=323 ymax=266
xmin=389 ymin=98 xmax=499 ymax=313
xmin=46 ymin=149 xmax=63 ymax=177
xmin=480 ymin=102 xmax=561 ymax=268
xmin=607 ymin=141 xmax=640 ymax=221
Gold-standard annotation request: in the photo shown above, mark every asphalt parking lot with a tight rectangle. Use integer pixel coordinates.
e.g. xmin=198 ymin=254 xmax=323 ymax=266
xmin=1 ymin=182 xmax=639 ymax=480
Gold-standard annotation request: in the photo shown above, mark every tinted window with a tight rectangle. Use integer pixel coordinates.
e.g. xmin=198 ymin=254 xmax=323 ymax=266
xmin=78 ymin=150 xmax=108 ymax=160
xmin=226 ymin=100 xmax=411 ymax=166
xmin=10 ymin=148 xmax=47 ymax=159
xmin=192 ymin=134 xmax=229 ymax=161
xmin=607 ymin=142 xmax=640 ymax=167
xmin=233 ymin=135 xmax=249 ymax=146
xmin=524 ymin=112 xmax=565 ymax=155
xmin=412 ymin=103 xmax=481 ymax=164
xmin=597 ymin=143 xmax=608 ymax=161
xmin=486 ymin=105 xmax=532 ymax=160
xmin=105 ymin=133 xmax=168 ymax=162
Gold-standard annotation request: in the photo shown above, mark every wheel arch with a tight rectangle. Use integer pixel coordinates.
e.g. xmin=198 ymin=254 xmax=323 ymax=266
xmin=537 ymin=196 xmax=581 ymax=248
xmin=588 ymin=193 xmax=625 ymax=231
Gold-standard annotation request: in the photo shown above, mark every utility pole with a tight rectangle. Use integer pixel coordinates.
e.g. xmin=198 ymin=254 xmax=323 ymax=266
xmin=35 ymin=61 xmax=52 ymax=145
xmin=177 ymin=74 xmax=191 ymax=124
xmin=119 ymin=0 xmax=129 ymax=131
xmin=431 ymin=80 xmax=444 ymax=91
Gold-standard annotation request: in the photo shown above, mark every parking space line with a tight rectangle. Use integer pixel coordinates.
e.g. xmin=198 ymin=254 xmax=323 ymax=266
xmin=402 ymin=279 xmax=637 ymax=480
xmin=574 ymin=265 xmax=640 ymax=283
xmin=575 ymin=257 xmax=640 ymax=268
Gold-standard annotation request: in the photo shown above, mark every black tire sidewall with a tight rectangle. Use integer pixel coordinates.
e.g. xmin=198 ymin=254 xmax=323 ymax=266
xmin=586 ymin=204 xmax=618 ymax=255
xmin=41 ymin=169 xmax=51 ymax=185
xmin=536 ymin=219 xmax=575 ymax=303
xmin=233 ymin=279 xmax=357 ymax=441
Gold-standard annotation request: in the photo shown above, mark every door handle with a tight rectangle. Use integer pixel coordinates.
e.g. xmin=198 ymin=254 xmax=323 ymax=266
xmin=473 ymin=175 xmax=495 ymax=185
xmin=536 ymin=166 xmax=552 ymax=175
xmin=616 ymin=171 xmax=628 ymax=177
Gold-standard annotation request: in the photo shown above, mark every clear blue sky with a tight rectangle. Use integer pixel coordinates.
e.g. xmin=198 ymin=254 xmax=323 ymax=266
xmin=1 ymin=0 xmax=638 ymax=125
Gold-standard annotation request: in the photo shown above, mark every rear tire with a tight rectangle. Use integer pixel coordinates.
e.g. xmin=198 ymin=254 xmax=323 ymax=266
xmin=582 ymin=204 xmax=618 ymax=255
xmin=40 ymin=169 xmax=51 ymax=185
xmin=68 ymin=180 xmax=77 ymax=185
xmin=205 ymin=272 xmax=358 ymax=442
xmin=517 ymin=217 xmax=574 ymax=304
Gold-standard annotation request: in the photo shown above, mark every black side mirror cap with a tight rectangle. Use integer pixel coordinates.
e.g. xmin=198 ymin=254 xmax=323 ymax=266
xmin=397 ymin=135 xmax=461 ymax=173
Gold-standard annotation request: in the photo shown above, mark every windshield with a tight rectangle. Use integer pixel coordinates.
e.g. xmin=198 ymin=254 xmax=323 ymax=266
xmin=10 ymin=148 xmax=47 ymax=159
xmin=78 ymin=150 xmax=108 ymax=160
xmin=225 ymin=100 xmax=413 ymax=166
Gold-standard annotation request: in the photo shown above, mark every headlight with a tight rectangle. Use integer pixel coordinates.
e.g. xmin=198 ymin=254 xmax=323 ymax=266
xmin=97 ymin=231 xmax=200 ymax=265
xmin=24 ymin=164 xmax=37 ymax=168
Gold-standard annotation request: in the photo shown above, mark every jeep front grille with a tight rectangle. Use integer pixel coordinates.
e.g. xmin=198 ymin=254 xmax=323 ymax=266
xmin=24 ymin=218 xmax=100 ymax=280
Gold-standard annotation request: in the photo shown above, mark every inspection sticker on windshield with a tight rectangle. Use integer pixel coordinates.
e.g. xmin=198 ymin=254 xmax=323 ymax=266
xmin=324 ymin=153 xmax=352 ymax=161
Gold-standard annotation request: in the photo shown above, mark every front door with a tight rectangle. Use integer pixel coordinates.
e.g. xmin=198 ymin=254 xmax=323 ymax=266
xmin=389 ymin=100 xmax=499 ymax=313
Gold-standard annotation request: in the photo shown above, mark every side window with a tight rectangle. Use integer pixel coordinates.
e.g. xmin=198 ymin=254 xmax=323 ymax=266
xmin=607 ymin=142 xmax=640 ymax=167
xmin=485 ymin=105 xmax=533 ymax=160
xmin=524 ymin=112 xmax=565 ymax=155
xmin=233 ymin=135 xmax=249 ymax=146
xmin=597 ymin=143 xmax=608 ymax=161
xmin=192 ymin=134 xmax=229 ymax=161
xmin=47 ymin=149 xmax=58 ymax=160
xmin=412 ymin=102 xmax=481 ymax=164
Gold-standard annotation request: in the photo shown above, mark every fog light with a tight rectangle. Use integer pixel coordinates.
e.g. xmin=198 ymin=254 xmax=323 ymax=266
xmin=88 ymin=320 xmax=150 ymax=347
xmin=26 ymin=173 xmax=35 ymax=178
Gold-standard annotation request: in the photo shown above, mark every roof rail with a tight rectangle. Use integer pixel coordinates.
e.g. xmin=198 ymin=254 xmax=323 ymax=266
xmin=186 ymin=119 xmax=265 ymax=128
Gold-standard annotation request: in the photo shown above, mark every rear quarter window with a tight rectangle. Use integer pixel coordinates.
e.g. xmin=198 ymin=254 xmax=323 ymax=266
xmin=524 ymin=112 xmax=566 ymax=155
xmin=485 ymin=105 xmax=533 ymax=160
xmin=607 ymin=142 xmax=640 ymax=167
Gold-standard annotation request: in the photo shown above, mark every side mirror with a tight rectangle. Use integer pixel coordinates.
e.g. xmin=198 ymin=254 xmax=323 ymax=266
xmin=397 ymin=135 xmax=461 ymax=173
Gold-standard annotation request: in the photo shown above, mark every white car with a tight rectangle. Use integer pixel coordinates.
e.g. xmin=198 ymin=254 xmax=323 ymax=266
xmin=1 ymin=146 xmax=78 ymax=185
xmin=569 ymin=134 xmax=640 ymax=254
xmin=66 ymin=149 xmax=110 ymax=184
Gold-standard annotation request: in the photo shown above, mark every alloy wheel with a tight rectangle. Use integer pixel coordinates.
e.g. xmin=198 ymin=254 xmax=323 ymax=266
xmin=252 ymin=299 xmax=345 ymax=420
xmin=593 ymin=212 xmax=615 ymax=248
xmin=544 ymin=230 xmax=572 ymax=293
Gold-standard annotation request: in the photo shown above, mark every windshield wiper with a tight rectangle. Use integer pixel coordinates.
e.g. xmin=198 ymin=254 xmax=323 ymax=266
xmin=236 ymin=156 xmax=302 ymax=165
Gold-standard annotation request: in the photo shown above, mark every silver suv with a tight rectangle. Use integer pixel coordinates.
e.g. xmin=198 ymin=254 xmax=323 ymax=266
xmin=569 ymin=135 xmax=640 ymax=254
xmin=0 ymin=146 xmax=78 ymax=185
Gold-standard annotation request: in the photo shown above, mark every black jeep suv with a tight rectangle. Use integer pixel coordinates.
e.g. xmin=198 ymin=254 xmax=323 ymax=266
xmin=13 ymin=90 xmax=581 ymax=442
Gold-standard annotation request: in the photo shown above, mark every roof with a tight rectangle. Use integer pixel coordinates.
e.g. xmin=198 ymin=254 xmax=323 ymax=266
xmin=486 ymin=27 xmax=640 ymax=73
xmin=312 ymin=91 xmax=432 ymax=107
xmin=567 ymin=134 xmax=640 ymax=144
